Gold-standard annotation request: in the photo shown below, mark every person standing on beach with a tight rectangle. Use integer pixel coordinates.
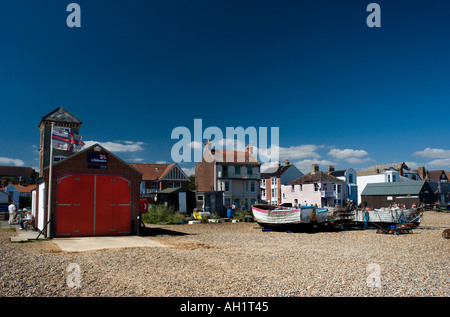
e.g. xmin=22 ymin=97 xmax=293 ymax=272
xmin=8 ymin=202 xmax=16 ymax=225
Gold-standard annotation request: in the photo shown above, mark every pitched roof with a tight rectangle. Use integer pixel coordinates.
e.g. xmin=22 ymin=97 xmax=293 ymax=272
xmin=39 ymin=106 xmax=82 ymax=126
xmin=329 ymin=170 xmax=346 ymax=177
xmin=427 ymin=170 xmax=448 ymax=182
xmin=289 ymin=171 xmax=345 ymax=185
xmin=0 ymin=166 xmax=36 ymax=177
xmin=261 ymin=164 xmax=292 ymax=179
xmin=361 ymin=180 xmax=426 ymax=196
xmin=129 ymin=163 xmax=176 ymax=180
xmin=211 ymin=150 xmax=260 ymax=166
xmin=13 ymin=184 xmax=36 ymax=193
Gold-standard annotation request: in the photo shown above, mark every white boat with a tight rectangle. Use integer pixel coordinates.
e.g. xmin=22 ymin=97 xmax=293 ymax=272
xmin=251 ymin=204 xmax=329 ymax=228
xmin=354 ymin=207 xmax=422 ymax=227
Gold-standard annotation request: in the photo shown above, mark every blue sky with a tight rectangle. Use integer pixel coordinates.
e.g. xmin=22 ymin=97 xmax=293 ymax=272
xmin=0 ymin=0 xmax=449 ymax=175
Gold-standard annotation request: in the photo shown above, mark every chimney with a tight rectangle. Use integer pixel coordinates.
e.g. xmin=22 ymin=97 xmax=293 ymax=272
xmin=246 ymin=144 xmax=253 ymax=155
xmin=312 ymin=164 xmax=319 ymax=174
xmin=285 ymin=159 xmax=290 ymax=165
xmin=205 ymin=139 xmax=211 ymax=153
xmin=418 ymin=166 xmax=426 ymax=180
xmin=398 ymin=164 xmax=403 ymax=176
xmin=328 ymin=165 xmax=335 ymax=173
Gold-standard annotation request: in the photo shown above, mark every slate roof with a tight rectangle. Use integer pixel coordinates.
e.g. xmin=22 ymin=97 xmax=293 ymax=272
xmin=261 ymin=165 xmax=291 ymax=179
xmin=361 ymin=180 xmax=426 ymax=196
xmin=39 ymin=106 xmax=82 ymax=125
xmin=0 ymin=166 xmax=36 ymax=177
xmin=289 ymin=171 xmax=345 ymax=185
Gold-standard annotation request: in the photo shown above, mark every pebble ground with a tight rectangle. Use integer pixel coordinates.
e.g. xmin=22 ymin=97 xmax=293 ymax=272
xmin=1 ymin=212 xmax=448 ymax=297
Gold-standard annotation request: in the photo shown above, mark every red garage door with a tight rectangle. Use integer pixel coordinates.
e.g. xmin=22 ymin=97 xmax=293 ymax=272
xmin=56 ymin=174 xmax=131 ymax=237
xmin=95 ymin=176 xmax=131 ymax=236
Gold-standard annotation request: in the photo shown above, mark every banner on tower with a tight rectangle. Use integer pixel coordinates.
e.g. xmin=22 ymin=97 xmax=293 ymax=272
xmin=51 ymin=128 xmax=85 ymax=152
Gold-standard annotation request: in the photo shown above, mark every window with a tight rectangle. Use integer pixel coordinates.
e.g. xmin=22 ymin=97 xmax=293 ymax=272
xmin=291 ymin=185 xmax=295 ymax=192
xmin=251 ymin=181 xmax=256 ymax=193
xmin=53 ymin=155 xmax=66 ymax=163
xmin=176 ymin=182 xmax=181 ymax=187
xmin=224 ymin=198 xmax=231 ymax=206
xmin=224 ymin=181 xmax=230 ymax=192
xmin=197 ymin=195 xmax=204 ymax=201
xmin=282 ymin=193 xmax=286 ymax=199
xmin=247 ymin=167 xmax=253 ymax=175
xmin=349 ymin=174 xmax=353 ymax=184
xmin=392 ymin=175 xmax=396 ymax=182
xmin=388 ymin=175 xmax=391 ymax=182
xmin=245 ymin=181 xmax=249 ymax=193
xmin=169 ymin=181 xmax=175 ymax=188
xmin=334 ymin=184 xmax=341 ymax=193
xmin=299 ymin=184 xmax=302 ymax=191
xmin=222 ymin=166 xmax=228 ymax=177
xmin=235 ymin=166 xmax=241 ymax=175
xmin=314 ymin=183 xmax=319 ymax=192
xmin=323 ymin=183 xmax=328 ymax=191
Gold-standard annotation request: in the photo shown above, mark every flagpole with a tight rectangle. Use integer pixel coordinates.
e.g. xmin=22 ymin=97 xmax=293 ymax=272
xmin=47 ymin=122 xmax=54 ymax=238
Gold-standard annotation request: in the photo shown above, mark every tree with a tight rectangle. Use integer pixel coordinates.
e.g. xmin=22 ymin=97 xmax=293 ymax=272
xmin=188 ymin=175 xmax=195 ymax=191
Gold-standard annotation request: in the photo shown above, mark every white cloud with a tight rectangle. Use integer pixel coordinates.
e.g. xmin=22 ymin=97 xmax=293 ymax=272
xmin=327 ymin=148 xmax=369 ymax=159
xmin=0 ymin=157 xmax=24 ymax=166
xmin=412 ymin=148 xmax=450 ymax=159
xmin=182 ymin=167 xmax=196 ymax=176
xmin=404 ymin=161 xmax=420 ymax=169
xmin=427 ymin=158 xmax=450 ymax=169
xmin=156 ymin=160 xmax=168 ymax=164
xmin=344 ymin=157 xmax=373 ymax=164
xmin=278 ymin=144 xmax=322 ymax=160
xmin=327 ymin=148 xmax=372 ymax=164
xmin=292 ymin=159 xmax=336 ymax=174
xmin=83 ymin=140 xmax=144 ymax=152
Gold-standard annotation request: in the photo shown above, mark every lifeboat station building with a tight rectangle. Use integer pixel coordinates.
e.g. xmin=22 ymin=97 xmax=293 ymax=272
xmin=34 ymin=107 xmax=142 ymax=238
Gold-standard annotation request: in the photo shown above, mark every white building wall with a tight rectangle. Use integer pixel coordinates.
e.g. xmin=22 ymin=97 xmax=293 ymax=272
xmin=357 ymin=174 xmax=385 ymax=205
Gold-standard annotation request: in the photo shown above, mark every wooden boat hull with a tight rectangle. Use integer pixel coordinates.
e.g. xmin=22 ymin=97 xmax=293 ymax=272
xmin=354 ymin=208 xmax=422 ymax=227
xmin=251 ymin=204 xmax=329 ymax=228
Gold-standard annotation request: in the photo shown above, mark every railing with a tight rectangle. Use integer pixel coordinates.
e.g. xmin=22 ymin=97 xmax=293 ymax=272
xmin=217 ymin=172 xmax=261 ymax=179
xmin=321 ymin=190 xmax=343 ymax=199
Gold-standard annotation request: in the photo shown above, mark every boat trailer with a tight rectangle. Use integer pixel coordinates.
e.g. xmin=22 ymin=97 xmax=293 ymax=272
xmin=375 ymin=222 xmax=416 ymax=235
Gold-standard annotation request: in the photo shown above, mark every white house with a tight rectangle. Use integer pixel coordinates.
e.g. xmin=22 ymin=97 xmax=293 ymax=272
xmin=281 ymin=164 xmax=346 ymax=208
xmin=356 ymin=162 xmax=419 ymax=206
xmin=328 ymin=166 xmax=358 ymax=205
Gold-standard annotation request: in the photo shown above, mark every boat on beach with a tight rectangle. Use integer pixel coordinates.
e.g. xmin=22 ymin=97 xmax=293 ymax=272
xmin=251 ymin=204 xmax=329 ymax=228
xmin=353 ymin=207 xmax=422 ymax=227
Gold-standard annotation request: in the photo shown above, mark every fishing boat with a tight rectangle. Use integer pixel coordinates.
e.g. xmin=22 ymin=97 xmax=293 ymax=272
xmin=251 ymin=204 xmax=329 ymax=228
xmin=354 ymin=207 xmax=422 ymax=227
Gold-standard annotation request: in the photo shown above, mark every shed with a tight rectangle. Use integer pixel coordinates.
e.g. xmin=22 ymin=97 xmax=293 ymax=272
xmin=157 ymin=187 xmax=195 ymax=213
xmin=360 ymin=180 xmax=436 ymax=208
xmin=38 ymin=143 xmax=142 ymax=238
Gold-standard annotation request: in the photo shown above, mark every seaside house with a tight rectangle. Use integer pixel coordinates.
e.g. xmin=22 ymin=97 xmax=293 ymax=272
xmin=195 ymin=139 xmax=261 ymax=210
xmin=129 ymin=163 xmax=190 ymax=200
xmin=356 ymin=162 xmax=419 ymax=206
xmin=281 ymin=164 xmax=346 ymax=208
xmin=328 ymin=165 xmax=358 ymax=206
xmin=260 ymin=160 xmax=304 ymax=205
